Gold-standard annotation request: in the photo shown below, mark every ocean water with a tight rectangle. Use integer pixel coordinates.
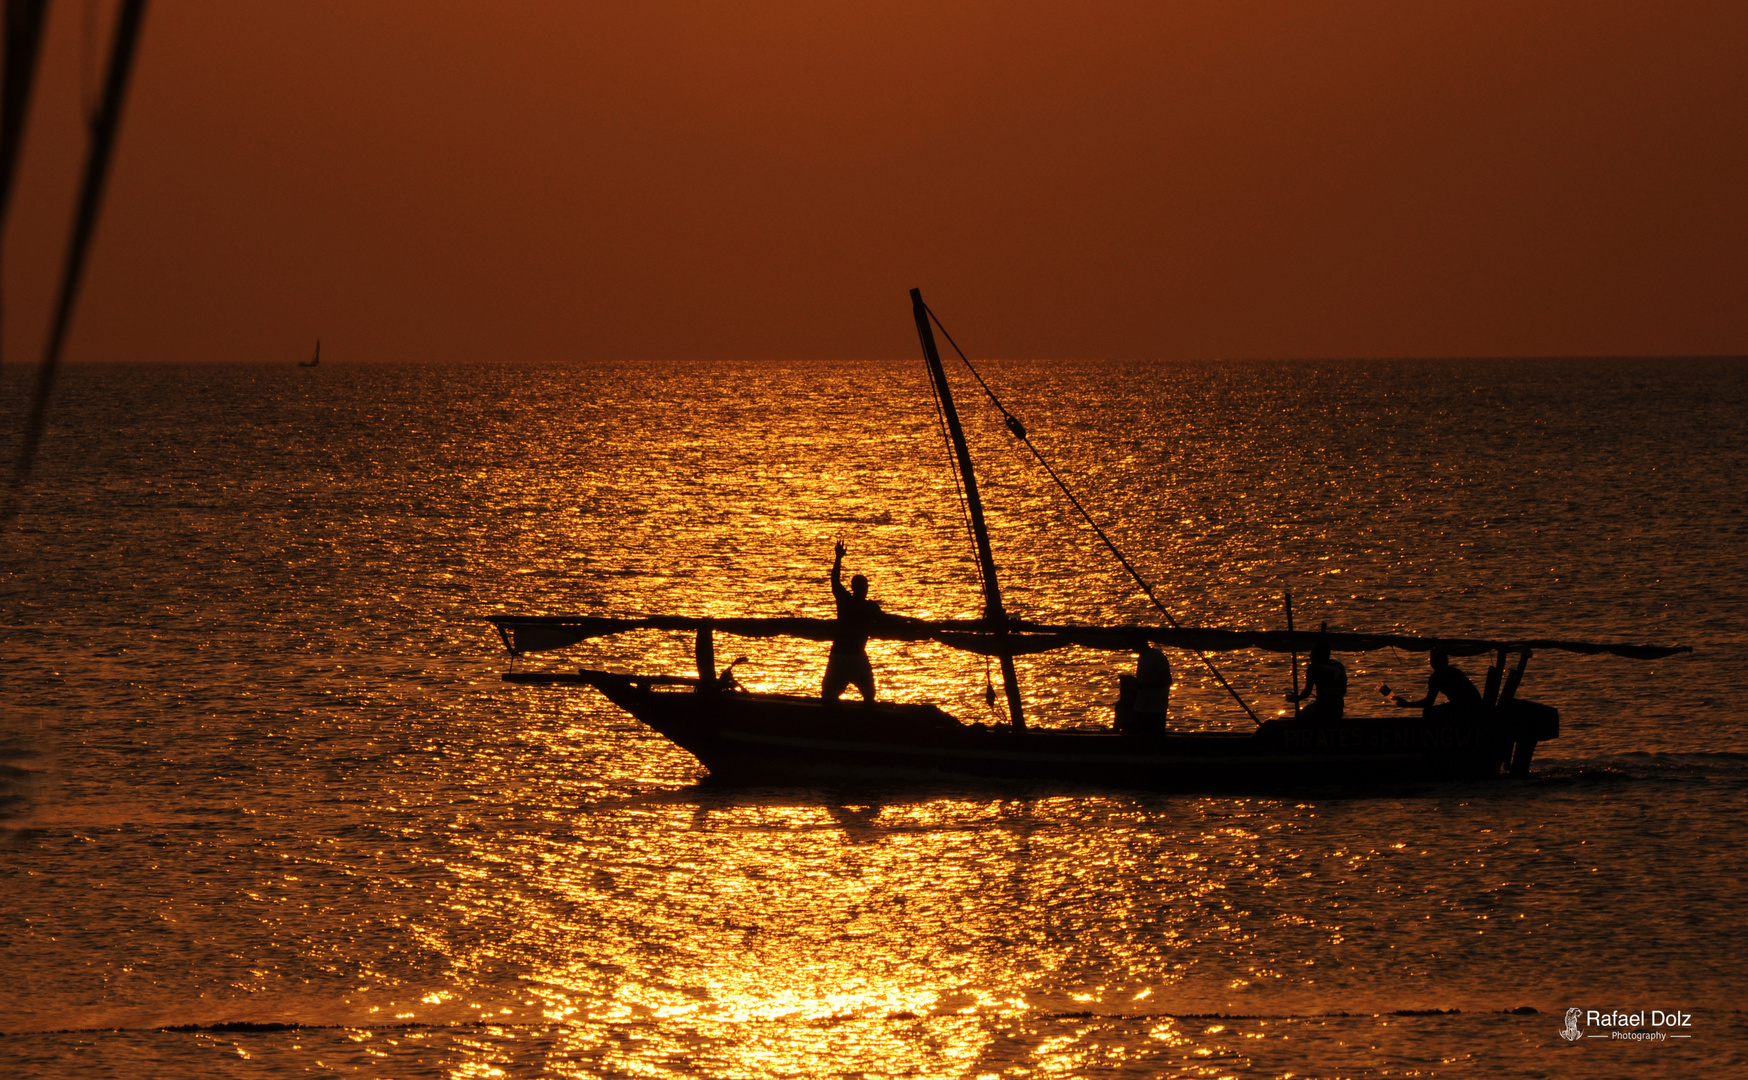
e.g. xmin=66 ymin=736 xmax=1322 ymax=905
xmin=1 ymin=356 xmax=1744 ymax=1078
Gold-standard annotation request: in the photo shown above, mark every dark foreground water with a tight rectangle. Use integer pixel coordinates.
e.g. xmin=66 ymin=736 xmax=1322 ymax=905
xmin=2 ymin=357 xmax=1745 ymax=1078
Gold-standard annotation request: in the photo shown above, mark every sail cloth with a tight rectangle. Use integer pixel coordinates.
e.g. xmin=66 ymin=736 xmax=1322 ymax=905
xmin=486 ymin=614 xmax=1688 ymax=662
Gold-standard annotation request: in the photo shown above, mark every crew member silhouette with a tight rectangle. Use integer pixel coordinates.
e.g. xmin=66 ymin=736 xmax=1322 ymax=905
xmin=1286 ymin=640 xmax=1347 ymax=724
xmin=1115 ymin=644 xmax=1173 ymax=735
xmin=1394 ymin=649 xmax=1483 ymax=720
xmin=823 ymin=541 xmax=880 ymax=702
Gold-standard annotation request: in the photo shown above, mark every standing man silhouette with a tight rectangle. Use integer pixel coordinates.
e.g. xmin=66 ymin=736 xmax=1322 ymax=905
xmin=823 ymin=541 xmax=880 ymax=702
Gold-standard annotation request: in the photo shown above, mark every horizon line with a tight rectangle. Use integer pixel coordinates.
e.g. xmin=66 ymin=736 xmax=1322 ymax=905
xmin=8 ymin=353 xmax=1747 ymax=366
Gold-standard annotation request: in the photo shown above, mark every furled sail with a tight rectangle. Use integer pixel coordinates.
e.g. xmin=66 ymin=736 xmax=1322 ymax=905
xmin=486 ymin=613 xmax=1688 ymax=662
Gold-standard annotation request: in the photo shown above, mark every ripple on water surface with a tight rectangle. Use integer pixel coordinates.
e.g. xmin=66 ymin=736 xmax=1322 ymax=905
xmin=2 ymin=358 xmax=1745 ymax=1077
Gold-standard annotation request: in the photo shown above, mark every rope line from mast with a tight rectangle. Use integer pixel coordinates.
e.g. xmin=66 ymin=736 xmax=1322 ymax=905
xmin=923 ymin=303 xmax=1265 ymax=727
xmin=921 ymin=322 xmax=1006 ymax=722
xmin=920 ymin=344 xmax=986 ymax=599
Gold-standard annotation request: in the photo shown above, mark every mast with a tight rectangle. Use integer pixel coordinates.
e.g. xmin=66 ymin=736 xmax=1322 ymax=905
xmin=911 ymin=288 xmax=1025 ymax=729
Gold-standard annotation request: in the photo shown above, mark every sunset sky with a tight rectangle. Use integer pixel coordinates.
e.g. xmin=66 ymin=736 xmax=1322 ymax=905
xmin=5 ymin=0 xmax=1745 ymax=364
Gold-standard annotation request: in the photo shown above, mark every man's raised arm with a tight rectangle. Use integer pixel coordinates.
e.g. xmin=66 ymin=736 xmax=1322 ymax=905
xmin=831 ymin=541 xmax=849 ymax=601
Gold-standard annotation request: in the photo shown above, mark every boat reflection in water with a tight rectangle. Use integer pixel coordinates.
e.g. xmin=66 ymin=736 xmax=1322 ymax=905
xmin=490 ymin=291 xmax=1684 ymax=791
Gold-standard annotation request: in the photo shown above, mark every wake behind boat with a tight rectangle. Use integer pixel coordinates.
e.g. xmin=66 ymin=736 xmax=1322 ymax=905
xmin=487 ymin=291 xmax=1686 ymax=790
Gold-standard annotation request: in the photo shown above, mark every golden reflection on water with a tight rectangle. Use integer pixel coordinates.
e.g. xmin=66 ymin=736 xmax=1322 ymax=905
xmin=344 ymin=697 xmax=1705 ymax=1079
xmin=403 ymin=777 xmax=1365 ymax=1076
xmin=5 ymin=361 xmax=1743 ymax=1077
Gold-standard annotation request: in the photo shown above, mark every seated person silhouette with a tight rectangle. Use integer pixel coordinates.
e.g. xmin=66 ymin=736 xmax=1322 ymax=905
xmin=1394 ymin=649 xmax=1484 ymax=721
xmin=1286 ymin=640 xmax=1347 ymax=724
xmin=822 ymin=541 xmax=880 ymax=702
xmin=1116 ymin=645 xmax=1172 ymax=736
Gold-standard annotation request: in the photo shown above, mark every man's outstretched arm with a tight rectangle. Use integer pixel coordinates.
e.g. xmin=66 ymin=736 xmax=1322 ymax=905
xmin=1394 ymin=677 xmax=1437 ymax=708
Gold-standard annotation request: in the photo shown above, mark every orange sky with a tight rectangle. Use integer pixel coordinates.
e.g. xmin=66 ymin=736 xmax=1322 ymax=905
xmin=5 ymin=0 xmax=1746 ymax=363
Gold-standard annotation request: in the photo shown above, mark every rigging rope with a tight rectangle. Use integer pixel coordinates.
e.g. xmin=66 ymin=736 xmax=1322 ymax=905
xmin=921 ymin=346 xmax=1005 ymax=722
xmin=924 ymin=303 xmax=1265 ymax=727
xmin=921 ymin=343 xmax=985 ymax=596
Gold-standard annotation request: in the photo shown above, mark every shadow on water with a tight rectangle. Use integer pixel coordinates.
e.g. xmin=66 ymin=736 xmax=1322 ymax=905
xmin=0 ymin=713 xmax=48 ymax=841
xmin=678 ymin=772 xmax=1545 ymax=804
xmin=590 ymin=770 xmax=1561 ymax=825
xmin=564 ymin=746 xmax=1748 ymax=849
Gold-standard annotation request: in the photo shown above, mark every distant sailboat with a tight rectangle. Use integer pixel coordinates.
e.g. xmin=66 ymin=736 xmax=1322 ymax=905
xmin=299 ymin=340 xmax=320 ymax=368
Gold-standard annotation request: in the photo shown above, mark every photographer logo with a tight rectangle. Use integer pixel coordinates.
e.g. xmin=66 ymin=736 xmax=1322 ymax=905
xmin=1559 ymin=1007 xmax=1695 ymax=1044
xmin=1560 ymin=1008 xmax=1583 ymax=1042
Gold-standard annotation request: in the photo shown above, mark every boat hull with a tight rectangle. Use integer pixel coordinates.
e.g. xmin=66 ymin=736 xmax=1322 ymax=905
xmin=509 ymin=670 xmax=1556 ymax=790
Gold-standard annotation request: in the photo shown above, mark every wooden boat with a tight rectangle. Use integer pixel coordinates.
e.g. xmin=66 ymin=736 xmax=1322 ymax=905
xmin=488 ymin=291 xmax=1685 ymax=790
